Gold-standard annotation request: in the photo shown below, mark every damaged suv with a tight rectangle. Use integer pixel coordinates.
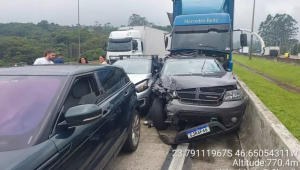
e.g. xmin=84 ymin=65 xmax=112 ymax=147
xmin=149 ymin=56 xmax=248 ymax=143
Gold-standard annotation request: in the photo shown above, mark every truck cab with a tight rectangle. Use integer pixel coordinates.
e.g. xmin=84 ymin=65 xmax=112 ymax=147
xmin=166 ymin=0 xmax=247 ymax=71
xmin=107 ymin=29 xmax=143 ymax=63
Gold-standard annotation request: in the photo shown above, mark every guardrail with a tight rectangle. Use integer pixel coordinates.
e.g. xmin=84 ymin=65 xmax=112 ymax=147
xmin=236 ymin=53 xmax=300 ymax=66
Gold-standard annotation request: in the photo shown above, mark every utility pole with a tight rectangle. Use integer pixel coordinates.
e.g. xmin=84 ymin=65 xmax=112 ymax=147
xmin=249 ymin=0 xmax=256 ymax=60
xmin=78 ymin=0 xmax=81 ymax=58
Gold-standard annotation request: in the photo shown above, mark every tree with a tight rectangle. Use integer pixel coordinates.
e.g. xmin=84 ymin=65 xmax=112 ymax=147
xmin=258 ymin=14 xmax=299 ymax=53
xmin=37 ymin=20 xmax=50 ymax=30
xmin=0 ymin=16 xmax=172 ymax=66
xmin=127 ymin=14 xmax=172 ymax=32
xmin=0 ymin=20 xmax=117 ymax=65
xmin=128 ymin=14 xmax=149 ymax=26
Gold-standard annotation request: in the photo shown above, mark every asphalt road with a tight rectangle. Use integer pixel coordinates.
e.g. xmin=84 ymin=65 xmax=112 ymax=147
xmin=105 ymin=117 xmax=243 ymax=170
xmin=105 ymin=117 xmax=178 ymax=170
xmin=191 ymin=133 xmax=244 ymax=170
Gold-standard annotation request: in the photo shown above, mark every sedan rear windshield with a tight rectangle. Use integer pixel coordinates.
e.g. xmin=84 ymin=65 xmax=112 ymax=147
xmin=0 ymin=76 xmax=65 ymax=151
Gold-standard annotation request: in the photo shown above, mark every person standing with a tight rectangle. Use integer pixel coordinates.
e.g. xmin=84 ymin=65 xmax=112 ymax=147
xmin=78 ymin=57 xmax=88 ymax=64
xmin=34 ymin=50 xmax=55 ymax=65
xmin=99 ymin=55 xmax=108 ymax=65
xmin=54 ymin=54 xmax=64 ymax=64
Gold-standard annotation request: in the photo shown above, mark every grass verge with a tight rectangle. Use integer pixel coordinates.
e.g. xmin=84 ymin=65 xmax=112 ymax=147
xmin=233 ymin=55 xmax=300 ymax=88
xmin=234 ymin=64 xmax=300 ymax=140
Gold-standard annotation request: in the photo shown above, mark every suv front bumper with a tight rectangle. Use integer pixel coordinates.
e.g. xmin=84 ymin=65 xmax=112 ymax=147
xmin=165 ymin=97 xmax=248 ymax=143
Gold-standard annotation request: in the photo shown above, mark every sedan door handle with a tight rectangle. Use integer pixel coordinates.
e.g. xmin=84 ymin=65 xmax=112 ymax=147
xmin=124 ymin=91 xmax=129 ymax=96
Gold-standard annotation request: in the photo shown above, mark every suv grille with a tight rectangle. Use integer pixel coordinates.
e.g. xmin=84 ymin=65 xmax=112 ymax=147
xmin=176 ymin=85 xmax=236 ymax=106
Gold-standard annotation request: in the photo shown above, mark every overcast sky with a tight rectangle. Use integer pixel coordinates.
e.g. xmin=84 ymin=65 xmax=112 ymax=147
xmin=0 ymin=0 xmax=299 ymax=39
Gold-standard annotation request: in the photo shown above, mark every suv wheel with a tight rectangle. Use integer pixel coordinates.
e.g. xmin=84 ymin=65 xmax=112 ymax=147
xmin=122 ymin=110 xmax=140 ymax=152
xmin=150 ymin=98 xmax=168 ymax=130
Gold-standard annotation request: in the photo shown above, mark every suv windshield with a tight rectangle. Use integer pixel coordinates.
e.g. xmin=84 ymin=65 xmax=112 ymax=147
xmin=0 ymin=76 xmax=65 ymax=151
xmin=113 ymin=59 xmax=151 ymax=74
xmin=162 ymin=59 xmax=224 ymax=76
xmin=172 ymin=31 xmax=230 ymax=51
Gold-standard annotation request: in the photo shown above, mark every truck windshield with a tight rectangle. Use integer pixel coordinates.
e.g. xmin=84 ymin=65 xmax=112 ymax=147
xmin=172 ymin=31 xmax=230 ymax=52
xmin=0 ymin=76 xmax=65 ymax=151
xmin=162 ymin=59 xmax=224 ymax=76
xmin=107 ymin=41 xmax=132 ymax=52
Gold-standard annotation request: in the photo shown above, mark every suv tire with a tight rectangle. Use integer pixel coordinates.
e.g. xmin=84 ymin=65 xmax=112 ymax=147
xmin=122 ymin=110 xmax=140 ymax=152
xmin=150 ymin=98 xmax=168 ymax=130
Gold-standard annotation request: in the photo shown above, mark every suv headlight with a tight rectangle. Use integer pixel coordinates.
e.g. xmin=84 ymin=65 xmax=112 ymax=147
xmin=224 ymin=89 xmax=243 ymax=101
xmin=135 ymin=80 xmax=149 ymax=93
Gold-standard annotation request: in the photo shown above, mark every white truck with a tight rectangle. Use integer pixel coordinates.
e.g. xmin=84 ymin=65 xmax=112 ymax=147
xmin=106 ymin=26 xmax=170 ymax=63
xmin=262 ymin=46 xmax=280 ymax=57
xmin=239 ymin=47 xmax=249 ymax=54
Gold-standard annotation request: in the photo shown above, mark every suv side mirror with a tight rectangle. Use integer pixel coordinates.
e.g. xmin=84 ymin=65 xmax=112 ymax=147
xmin=133 ymin=41 xmax=138 ymax=51
xmin=58 ymin=104 xmax=102 ymax=128
xmin=240 ymin=34 xmax=248 ymax=47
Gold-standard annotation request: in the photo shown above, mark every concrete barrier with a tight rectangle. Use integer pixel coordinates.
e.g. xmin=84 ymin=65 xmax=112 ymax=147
xmin=237 ymin=54 xmax=300 ymax=66
xmin=237 ymin=76 xmax=300 ymax=170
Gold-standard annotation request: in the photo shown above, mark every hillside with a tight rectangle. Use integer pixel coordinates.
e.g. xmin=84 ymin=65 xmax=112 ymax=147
xmin=0 ymin=20 xmax=117 ymax=66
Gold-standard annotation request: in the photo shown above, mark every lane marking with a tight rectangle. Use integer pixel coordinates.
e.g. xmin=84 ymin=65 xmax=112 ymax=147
xmin=161 ymin=145 xmax=178 ymax=170
xmin=168 ymin=143 xmax=189 ymax=170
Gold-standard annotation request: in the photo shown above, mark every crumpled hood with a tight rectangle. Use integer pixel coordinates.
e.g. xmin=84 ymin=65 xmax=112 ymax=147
xmin=160 ymin=72 xmax=237 ymax=90
xmin=128 ymin=74 xmax=151 ymax=84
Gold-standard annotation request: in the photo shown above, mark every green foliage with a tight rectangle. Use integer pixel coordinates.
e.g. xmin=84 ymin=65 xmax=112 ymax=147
xmin=233 ymin=55 xmax=300 ymax=88
xmin=128 ymin=14 xmax=150 ymax=26
xmin=0 ymin=14 xmax=171 ymax=66
xmin=0 ymin=20 xmax=116 ymax=65
xmin=292 ymin=43 xmax=300 ymax=55
xmin=127 ymin=14 xmax=171 ymax=32
xmin=82 ymin=48 xmax=105 ymax=61
xmin=258 ymin=14 xmax=299 ymax=53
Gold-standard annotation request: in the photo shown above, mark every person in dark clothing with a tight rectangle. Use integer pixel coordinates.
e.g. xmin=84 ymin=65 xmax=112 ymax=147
xmin=144 ymin=56 xmax=162 ymax=127
xmin=78 ymin=57 xmax=88 ymax=64
xmin=54 ymin=54 xmax=64 ymax=64
xmin=144 ymin=110 xmax=154 ymax=127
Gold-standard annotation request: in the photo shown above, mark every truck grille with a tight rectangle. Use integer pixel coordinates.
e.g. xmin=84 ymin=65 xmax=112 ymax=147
xmin=176 ymin=85 xmax=235 ymax=106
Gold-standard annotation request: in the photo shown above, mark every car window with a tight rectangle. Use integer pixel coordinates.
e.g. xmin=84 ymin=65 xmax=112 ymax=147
xmin=117 ymin=68 xmax=130 ymax=86
xmin=0 ymin=76 xmax=66 ymax=151
xmin=96 ymin=68 xmax=127 ymax=96
xmin=62 ymin=75 xmax=100 ymax=115
xmin=113 ymin=59 xmax=151 ymax=74
xmin=53 ymin=75 xmax=100 ymax=127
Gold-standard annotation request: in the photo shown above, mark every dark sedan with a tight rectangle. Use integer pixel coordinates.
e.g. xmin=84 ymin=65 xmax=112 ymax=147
xmin=0 ymin=64 xmax=140 ymax=170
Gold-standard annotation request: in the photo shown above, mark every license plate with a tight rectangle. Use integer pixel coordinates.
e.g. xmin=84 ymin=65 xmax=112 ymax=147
xmin=186 ymin=125 xmax=210 ymax=139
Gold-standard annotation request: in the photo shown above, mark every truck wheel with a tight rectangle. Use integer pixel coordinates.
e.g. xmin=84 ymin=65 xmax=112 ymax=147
xmin=150 ymin=98 xmax=168 ymax=130
xmin=122 ymin=110 xmax=140 ymax=152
